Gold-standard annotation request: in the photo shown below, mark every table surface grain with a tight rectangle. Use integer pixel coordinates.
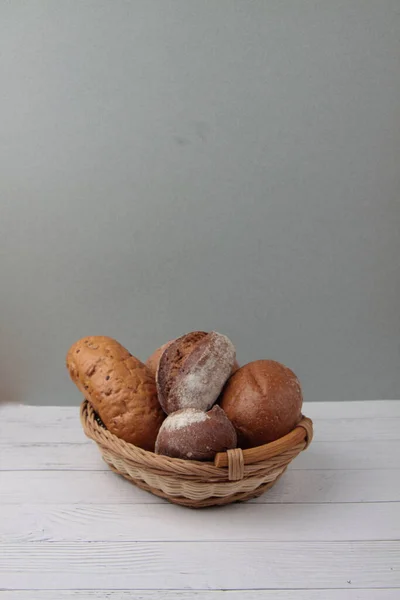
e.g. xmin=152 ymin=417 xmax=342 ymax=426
xmin=1 ymin=400 xmax=399 ymax=599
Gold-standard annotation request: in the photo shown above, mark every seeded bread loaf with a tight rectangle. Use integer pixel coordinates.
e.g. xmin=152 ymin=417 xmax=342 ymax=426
xmin=155 ymin=405 xmax=237 ymax=460
xmin=156 ymin=331 xmax=236 ymax=413
xmin=66 ymin=336 xmax=165 ymax=450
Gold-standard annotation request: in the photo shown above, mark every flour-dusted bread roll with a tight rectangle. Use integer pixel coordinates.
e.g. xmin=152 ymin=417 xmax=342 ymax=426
xmin=147 ymin=334 xmax=239 ymax=378
xmin=156 ymin=331 xmax=236 ymax=413
xmin=155 ymin=405 xmax=237 ymax=460
xmin=220 ymin=360 xmax=303 ymax=448
xmin=66 ymin=336 xmax=165 ymax=450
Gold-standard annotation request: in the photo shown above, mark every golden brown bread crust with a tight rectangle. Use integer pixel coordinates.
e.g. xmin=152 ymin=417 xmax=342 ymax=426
xmin=66 ymin=336 xmax=165 ymax=450
xmin=157 ymin=331 xmax=236 ymax=414
xmin=145 ymin=340 xmax=174 ymax=376
xmin=155 ymin=405 xmax=237 ymax=460
xmin=220 ymin=360 xmax=303 ymax=448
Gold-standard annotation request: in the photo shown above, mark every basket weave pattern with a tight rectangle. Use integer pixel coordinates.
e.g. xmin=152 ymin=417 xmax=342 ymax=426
xmin=80 ymin=400 xmax=313 ymax=507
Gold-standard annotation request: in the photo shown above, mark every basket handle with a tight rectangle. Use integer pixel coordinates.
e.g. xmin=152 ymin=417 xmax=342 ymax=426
xmin=214 ymin=416 xmax=313 ymax=468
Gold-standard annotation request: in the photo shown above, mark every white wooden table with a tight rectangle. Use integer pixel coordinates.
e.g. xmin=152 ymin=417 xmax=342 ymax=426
xmin=1 ymin=401 xmax=399 ymax=599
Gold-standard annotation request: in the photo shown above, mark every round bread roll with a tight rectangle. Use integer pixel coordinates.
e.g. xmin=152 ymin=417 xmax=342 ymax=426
xmin=66 ymin=336 xmax=165 ymax=450
xmin=155 ymin=405 xmax=237 ymax=460
xmin=156 ymin=331 xmax=236 ymax=414
xmin=220 ymin=360 xmax=303 ymax=448
xmin=147 ymin=336 xmax=240 ymax=378
xmin=145 ymin=340 xmax=174 ymax=376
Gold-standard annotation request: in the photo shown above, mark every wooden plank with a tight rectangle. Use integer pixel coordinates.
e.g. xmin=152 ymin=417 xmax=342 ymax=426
xmin=0 ymin=442 xmax=102 ymax=471
xmin=0 ymin=406 xmax=85 ymax=444
xmin=1 ymin=502 xmax=399 ymax=543
xmin=1 ymin=590 xmax=399 ymax=599
xmin=2 ymin=403 xmax=400 ymax=444
xmin=293 ymin=441 xmax=400 ymax=470
xmin=313 ymin=418 xmax=400 ymax=442
xmin=0 ymin=405 xmax=76 ymax=420
xmin=258 ymin=468 xmax=400 ymax=503
xmin=2 ymin=468 xmax=399 ymax=504
xmin=0 ymin=471 xmax=157 ymax=504
xmin=1 ymin=541 xmax=398 ymax=589
xmin=305 ymin=400 xmax=400 ymax=419
xmin=2 ymin=440 xmax=400 ymax=471
xmin=2 ymin=400 xmax=400 ymax=423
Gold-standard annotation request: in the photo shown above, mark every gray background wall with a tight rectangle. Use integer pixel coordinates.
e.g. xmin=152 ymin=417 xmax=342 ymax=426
xmin=1 ymin=1 xmax=399 ymax=406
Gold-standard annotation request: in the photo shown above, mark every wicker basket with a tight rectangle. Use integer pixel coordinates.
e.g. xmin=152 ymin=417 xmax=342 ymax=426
xmin=80 ymin=400 xmax=313 ymax=508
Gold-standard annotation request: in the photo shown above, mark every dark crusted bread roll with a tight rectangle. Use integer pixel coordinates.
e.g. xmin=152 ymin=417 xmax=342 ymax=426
xmin=156 ymin=331 xmax=236 ymax=414
xmin=147 ymin=334 xmax=239 ymax=378
xmin=155 ymin=405 xmax=237 ymax=460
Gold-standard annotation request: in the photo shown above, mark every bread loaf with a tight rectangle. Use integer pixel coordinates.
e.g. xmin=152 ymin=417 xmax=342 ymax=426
xmin=220 ymin=360 xmax=303 ymax=447
xmin=155 ymin=405 xmax=237 ymax=460
xmin=156 ymin=331 xmax=236 ymax=413
xmin=145 ymin=340 xmax=173 ymax=376
xmin=147 ymin=335 xmax=239 ymax=378
xmin=66 ymin=336 xmax=165 ymax=450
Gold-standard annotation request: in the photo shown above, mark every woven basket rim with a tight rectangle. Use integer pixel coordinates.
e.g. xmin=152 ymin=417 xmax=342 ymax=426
xmin=80 ymin=400 xmax=313 ymax=474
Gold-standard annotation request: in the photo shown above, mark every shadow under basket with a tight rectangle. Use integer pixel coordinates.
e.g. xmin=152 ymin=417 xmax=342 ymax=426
xmin=80 ymin=400 xmax=313 ymax=508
